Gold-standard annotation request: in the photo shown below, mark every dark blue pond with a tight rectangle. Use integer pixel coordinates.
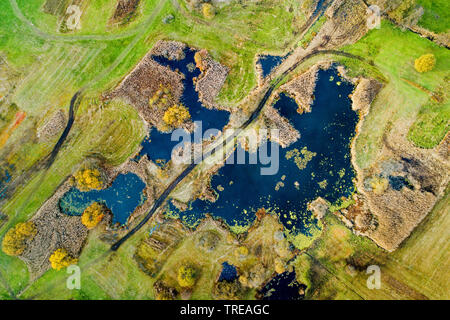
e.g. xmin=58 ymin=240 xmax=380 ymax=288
xmin=258 ymin=54 xmax=289 ymax=78
xmin=219 ymin=262 xmax=238 ymax=282
xmin=136 ymin=48 xmax=230 ymax=164
xmin=59 ymin=172 xmax=146 ymax=225
xmin=173 ymin=68 xmax=358 ymax=238
xmin=260 ymin=271 xmax=304 ymax=300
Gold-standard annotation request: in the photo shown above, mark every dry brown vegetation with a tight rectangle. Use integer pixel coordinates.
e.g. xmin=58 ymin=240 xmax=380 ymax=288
xmin=194 ymin=50 xmax=230 ymax=110
xmin=109 ymin=46 xmax=184 ymax=126
xmin=133 ymin=213 xmax=294 ymax=299
xmin=111 ymin=0 xmax=140 ymax=24
xmin=19 ymin=183 xmax=88 ymax=278
xmin=279 ymin=63 xmax=320 ymax=113
xmin=347 ymin=75 xmax=449 ymax=252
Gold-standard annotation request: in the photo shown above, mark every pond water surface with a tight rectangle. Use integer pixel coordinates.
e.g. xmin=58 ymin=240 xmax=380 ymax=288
xmin=173 ymin=68 xmax=358 ymax=239
xmin=258 ymin=54 xmax=289 ymax=78
xmin=136 ymin=49 xmax=230 ymax=164
xmin=219 ymin=262 xmax=238 ymax=282
xmin=59 ymin=172 xmax=146 ymax=225
xmin=260 ymin=271 xmax=304 ymax=300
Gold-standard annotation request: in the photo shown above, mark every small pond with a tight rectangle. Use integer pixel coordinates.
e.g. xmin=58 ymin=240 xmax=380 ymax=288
xmin=219 ymin=262 xmax=238 ymax=282
xmin=59 ymin=172 xmax=146 ymax=225
xmin=259 ymin=271 xmax=304 ymax=300
xmin=258 ymin=53 xmax=289 ymax=78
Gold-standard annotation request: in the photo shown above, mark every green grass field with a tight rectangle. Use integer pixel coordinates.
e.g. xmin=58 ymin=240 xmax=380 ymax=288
xmin=408 ymin=101 xmax=450 ymax=148
xmin=417 ymin=0 xmax=450 ymax=33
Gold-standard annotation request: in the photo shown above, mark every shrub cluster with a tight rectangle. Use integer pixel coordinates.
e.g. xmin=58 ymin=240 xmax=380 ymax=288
xmin=2 ymin=222 xmax=37 ymax=256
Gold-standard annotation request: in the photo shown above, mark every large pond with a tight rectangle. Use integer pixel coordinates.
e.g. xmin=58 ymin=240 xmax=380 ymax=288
xmin=59 ymin=172 xmax=146 ymax=225
xmin=172 ymin=68 xmax=358 ymax=240
xmin=135 ymin=48 xmax=230 ymax=164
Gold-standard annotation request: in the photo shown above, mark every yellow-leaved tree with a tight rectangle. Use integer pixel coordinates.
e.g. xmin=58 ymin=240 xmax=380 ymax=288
xmin=177 ymin=265 xmax=197 ymax=288
xmin=81 ymin=202 xmax=106 ymax=229
xmin=194 ymin=50 xmax=207 ymax=72
xmin=2 ymin=222 xmax=37 ymax=256
xmin=49 ymin=248 xmax=78 ymax=270
xmin=274 ymin=258 xmax=286 ymax=274
xmin=202 ymin=3 xmax=215 ymax=19
xmin=163 ymin=104 xmax=191 ymax=128
xmin=74 ymin=168 xmax=103 ymax=191
xmin=414 ymin=54 xmax=436 ymax=73
xmin=234 ymin=246 xmax=249 ymax=258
